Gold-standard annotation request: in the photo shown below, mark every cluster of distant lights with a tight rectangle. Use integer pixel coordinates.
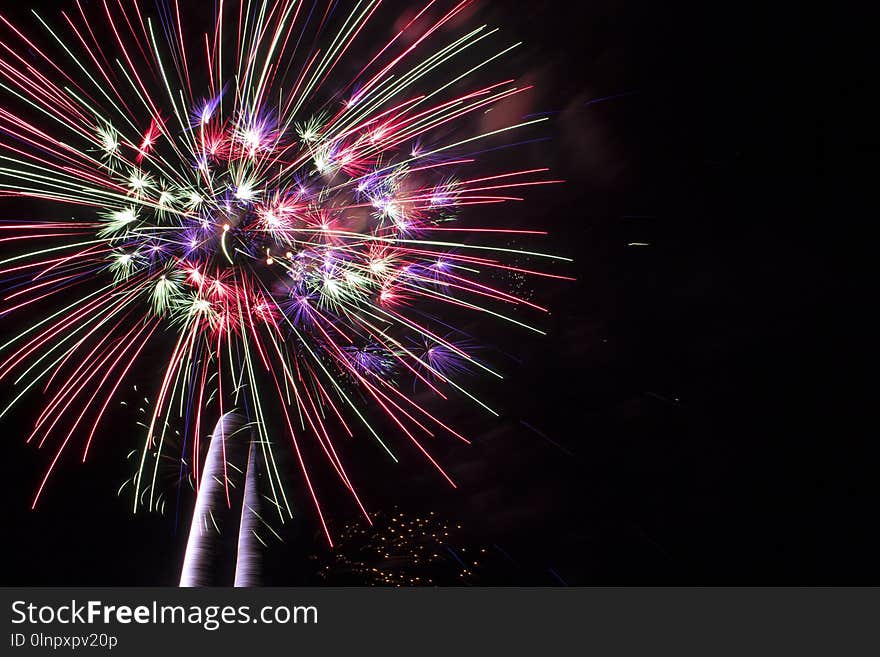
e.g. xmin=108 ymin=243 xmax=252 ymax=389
xmin=319 ymin=510 xmax=485 ymax=586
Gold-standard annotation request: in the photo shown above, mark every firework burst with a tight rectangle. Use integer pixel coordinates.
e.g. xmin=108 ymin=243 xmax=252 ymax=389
xmin=0 ymin=0 xmax=571 ymax=545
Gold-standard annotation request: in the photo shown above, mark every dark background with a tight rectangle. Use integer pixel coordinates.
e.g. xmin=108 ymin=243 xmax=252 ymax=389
xmin=0 ymin=0 xmax=868 ymax=584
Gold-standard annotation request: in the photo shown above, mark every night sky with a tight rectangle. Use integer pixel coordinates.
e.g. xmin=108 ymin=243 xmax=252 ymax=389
xmin=0 ymin=1 xmax=867 ymax=585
